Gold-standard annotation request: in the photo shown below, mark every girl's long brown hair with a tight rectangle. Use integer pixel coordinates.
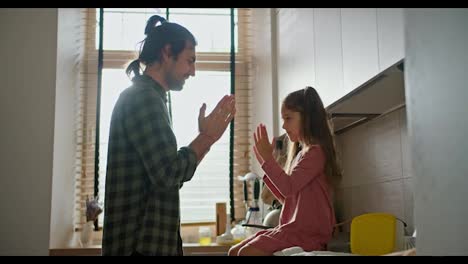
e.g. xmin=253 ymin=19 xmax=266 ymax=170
xmin=282 ymin=87 xmax=342 ymax=189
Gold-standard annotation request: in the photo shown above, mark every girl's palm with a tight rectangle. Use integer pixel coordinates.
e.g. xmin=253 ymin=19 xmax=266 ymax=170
xmin=253 ymin=124 xmax=273 ymax=164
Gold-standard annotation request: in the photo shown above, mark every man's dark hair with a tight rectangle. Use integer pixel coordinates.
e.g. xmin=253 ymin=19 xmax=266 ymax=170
xmin=126 ymin=15 xmax=197 ymax=78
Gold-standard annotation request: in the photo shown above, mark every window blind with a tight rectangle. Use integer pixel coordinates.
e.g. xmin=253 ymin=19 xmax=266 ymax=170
xmin=74 ymin=8 xmax=99 ymax=230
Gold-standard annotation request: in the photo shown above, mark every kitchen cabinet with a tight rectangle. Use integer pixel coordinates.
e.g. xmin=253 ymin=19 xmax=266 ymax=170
xmin=252 ymin=8 xmax=406 ymax=135
xmin=275 ymin=8 xmax=404 ymax=110
xmin=314 ymin=8 xmax=344 ymax=107
xmin=377 ymin=8 xmax=405 ymax=71
xmin=314 ymin=8 xmax=404 ymax=108
xmin=341 ymin=8 xmax=380 ymax=95
xmin=328 ymin=8 xmax=405 ymax=134
xmin=327 ymin=59 xmax=405 ymax=134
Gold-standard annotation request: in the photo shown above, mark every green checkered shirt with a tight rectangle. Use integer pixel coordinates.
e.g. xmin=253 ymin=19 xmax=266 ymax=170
xmin=102 ymin=74 xmax=198 ymax=256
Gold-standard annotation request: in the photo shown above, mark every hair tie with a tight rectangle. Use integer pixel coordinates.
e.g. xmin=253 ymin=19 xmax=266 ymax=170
xmin=144 ymin=15 xmax=167 ymax=35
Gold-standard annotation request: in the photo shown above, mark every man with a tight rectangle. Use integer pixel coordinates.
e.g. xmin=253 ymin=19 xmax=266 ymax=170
xmin=102 ymin=15 xmax=236 ymax=256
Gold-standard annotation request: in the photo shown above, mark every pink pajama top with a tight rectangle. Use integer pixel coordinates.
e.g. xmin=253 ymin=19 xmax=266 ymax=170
xmin=247 ymin=145 xmax=336 ymax=253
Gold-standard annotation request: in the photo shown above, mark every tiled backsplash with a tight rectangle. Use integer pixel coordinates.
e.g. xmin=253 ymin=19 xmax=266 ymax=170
xmin=335 ymin=107 xmax=414 ymax=234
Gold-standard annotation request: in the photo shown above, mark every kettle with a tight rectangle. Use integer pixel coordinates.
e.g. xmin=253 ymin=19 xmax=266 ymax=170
xmin=263 ymin=208 xmax=281 ymax=227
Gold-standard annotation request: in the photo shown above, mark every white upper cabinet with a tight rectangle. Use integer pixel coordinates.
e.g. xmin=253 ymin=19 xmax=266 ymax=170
xmin=341 ymin=8 xmax=380 ymax=94
xmin=377 ymin=8 xmax=405 ymax=71
xmin=251 ymin=8 xmax=406 ymax=127
xmin=314 ymin=8 xmax=344 ymax=107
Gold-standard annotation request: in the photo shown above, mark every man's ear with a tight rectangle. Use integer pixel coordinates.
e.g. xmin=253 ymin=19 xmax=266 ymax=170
xmin=161 ymin=44 xmax=172 ymax=62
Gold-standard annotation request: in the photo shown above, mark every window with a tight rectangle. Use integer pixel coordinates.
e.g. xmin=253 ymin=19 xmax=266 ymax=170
xmin=74 ymin=8 xmax=252 ymax=230
xmin=173 ymin=71 xmax=231 ymax=222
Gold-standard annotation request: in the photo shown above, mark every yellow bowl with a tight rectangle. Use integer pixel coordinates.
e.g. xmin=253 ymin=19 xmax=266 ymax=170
xmin=350 ymin=213 xmax=403 ymax=256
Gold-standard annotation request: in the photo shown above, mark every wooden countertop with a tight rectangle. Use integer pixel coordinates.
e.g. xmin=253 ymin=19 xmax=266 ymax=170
xmin=49 ymin=243 xmax=232 ymax=256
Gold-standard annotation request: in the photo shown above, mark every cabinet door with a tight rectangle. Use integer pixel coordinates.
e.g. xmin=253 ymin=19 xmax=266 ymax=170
xmin=314 ymin=8 xmax=344 ymax=107
xmin=341 ymin=8 xmax=379 ymax=93
xmin=377 ymin=8 xmax=405 ymax=71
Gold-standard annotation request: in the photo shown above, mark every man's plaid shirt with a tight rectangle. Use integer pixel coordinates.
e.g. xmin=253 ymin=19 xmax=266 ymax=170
xmin=102 ymin=75 xmax=198 ymax=256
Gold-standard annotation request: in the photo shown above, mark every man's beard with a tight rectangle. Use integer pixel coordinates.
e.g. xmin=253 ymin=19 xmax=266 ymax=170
xmin=170 ymin=82 xmax=184 ymax=91
xmin=167 ymin=73 xmax=185 ymax=91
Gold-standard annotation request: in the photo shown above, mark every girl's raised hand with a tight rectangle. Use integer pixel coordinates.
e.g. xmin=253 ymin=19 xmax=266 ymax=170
xmin=253 ymin=124 xmax=274 ymax=165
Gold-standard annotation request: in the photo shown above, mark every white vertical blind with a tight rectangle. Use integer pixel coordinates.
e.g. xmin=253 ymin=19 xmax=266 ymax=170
xmin=74 ymin=8 xmax=99 ymax=230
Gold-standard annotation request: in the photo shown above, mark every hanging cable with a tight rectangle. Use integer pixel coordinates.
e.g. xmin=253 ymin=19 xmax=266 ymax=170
xmin=94 ymin=7 xmax=104 ymax=231
xmin=229 ymin=8 xmax=236 ymax=224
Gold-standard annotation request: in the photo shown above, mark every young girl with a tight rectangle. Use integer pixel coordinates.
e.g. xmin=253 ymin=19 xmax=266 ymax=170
xmin=228 ymin=86 xmax=342 ymax=256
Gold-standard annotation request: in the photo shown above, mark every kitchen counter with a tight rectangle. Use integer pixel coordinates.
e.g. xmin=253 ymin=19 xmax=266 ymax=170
xmin=49 ymin=243 xmax=231 ymax=256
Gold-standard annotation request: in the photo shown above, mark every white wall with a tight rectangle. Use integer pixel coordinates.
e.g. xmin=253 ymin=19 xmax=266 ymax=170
xmin=250 ymin=9 xmax=279 ymax=219
xmin=250 ymin=8 xmax=277 ymax=175
xmin=276 ymin=8 xmax=316 ymax=131
xmin=0 ymin=8 xmax=58 ymax=255
xmin=405 ymin=8 xmax=468 ymax=255
xmin=49 ymin=8 xmax=83 ymax=249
